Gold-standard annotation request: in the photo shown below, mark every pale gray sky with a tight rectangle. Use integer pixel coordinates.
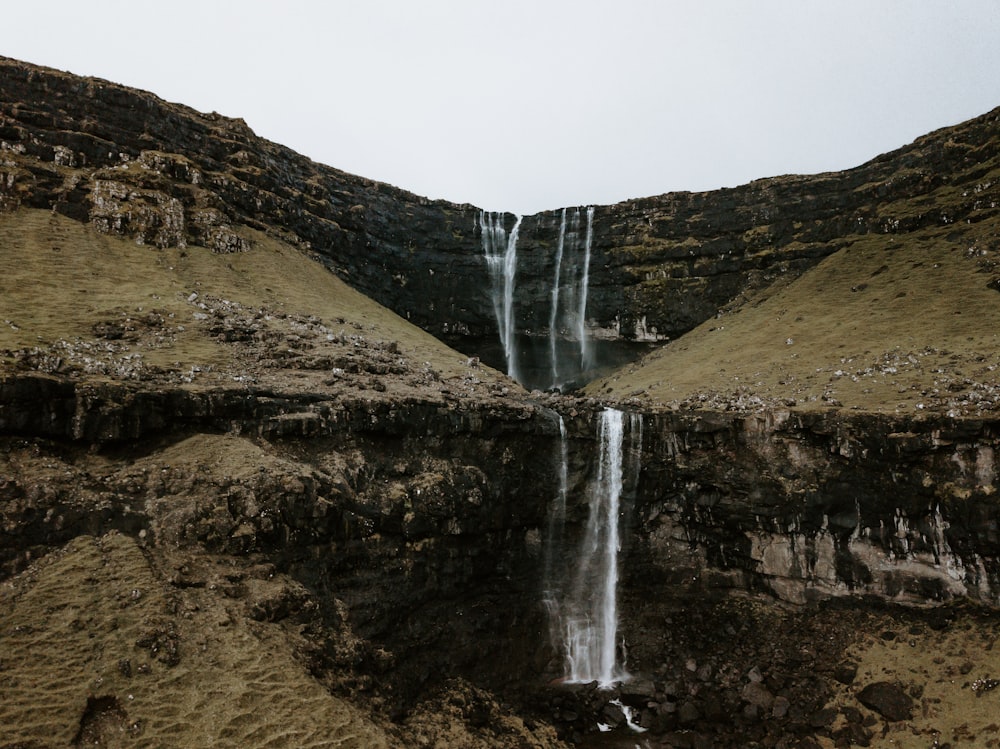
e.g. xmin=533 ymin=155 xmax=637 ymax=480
xmin=3 ymin=1 xmax=1000 ymax=215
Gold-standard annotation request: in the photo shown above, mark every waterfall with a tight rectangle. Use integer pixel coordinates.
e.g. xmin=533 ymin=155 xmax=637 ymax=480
xmin=542 ymin=414 xmax=570 ymax=646
xmin=545 ymin=206 xmax=595 ymax=391
xmin=561 ymin=407 xmax=642 ymax=687
xmin=480 ymin=211 xmax=522 ymax=383
xmin=577 ymin=206 xmax=594 ymax=372
xmin=548 ymin=209 xmax=568 ymax=387
xmin=479 ymin=206 xmax=596 ymax=390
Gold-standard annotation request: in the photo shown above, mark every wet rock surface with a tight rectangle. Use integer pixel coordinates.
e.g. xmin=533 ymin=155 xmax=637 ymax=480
xmin=620 ymin=409 xmax=1000 ymax=606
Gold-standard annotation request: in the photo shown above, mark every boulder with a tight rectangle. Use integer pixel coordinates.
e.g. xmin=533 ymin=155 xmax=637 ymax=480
xmin=857 ymin=681 xmax=914 ymax=722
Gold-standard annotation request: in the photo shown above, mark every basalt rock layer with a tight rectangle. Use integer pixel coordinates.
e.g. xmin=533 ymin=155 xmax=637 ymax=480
xmin=627 ymin=409 xmax=1000 ymax=606
xmin=0 ymin=373 xmax=570 ymax=746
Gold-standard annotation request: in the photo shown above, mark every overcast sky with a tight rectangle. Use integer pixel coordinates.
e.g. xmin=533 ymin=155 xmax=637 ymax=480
xmin=3 ymin=1 xmax=1000 ymax=215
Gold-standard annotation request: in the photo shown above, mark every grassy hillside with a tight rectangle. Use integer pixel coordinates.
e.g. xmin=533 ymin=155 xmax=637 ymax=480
xmin=0 ymin=531 xmax=390 ymax=747
xmin=587 ymin=221 xmax=1000 ymax=415
xmin=0 ymin=209 xmax=509 ymax=398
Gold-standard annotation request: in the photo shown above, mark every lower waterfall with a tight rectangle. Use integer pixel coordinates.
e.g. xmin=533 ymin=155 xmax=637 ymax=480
xmin=551 ymin=407 xmax=642 ymax=687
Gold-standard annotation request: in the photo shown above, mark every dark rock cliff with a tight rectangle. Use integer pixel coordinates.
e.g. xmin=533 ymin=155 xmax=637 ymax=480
xmin=5 ymin=372 xmax=1000 ymax=743
xmin=4 ymin=51 xmax=1000 ymax=625
xmin=623 ymin=409 xmax=1000 ymax=606
xmin=0 ymin=373 xmax=564 ymax=702
xmin=0 ymin=56 xmax=488 ymax=336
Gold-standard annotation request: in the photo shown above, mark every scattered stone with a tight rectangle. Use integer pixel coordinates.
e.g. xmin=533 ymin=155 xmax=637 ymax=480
xmin=833 ymin=662 xmax=858 ymax=685
xmin=619 ymin=676 xmax=656 ymax=703
xmin=833 ymin=721 xmax=873 ymax=747
xmin=742 ymin=681 xmax=776 ymax=710
xmin=972 ymin=677 xmax=1000 ymax=696
xmin=661 ymin=681 xmax=680 ymax=700
xmin=841 ymin=706 xmax=863 ymax=725
xmin=857 ymin=681 xmax=914 ymax=721
xmin=600 ymin=700 xmax=625 ymax=729
xmin=772 ymin=695 xmax=790 ymax=719
xmin=810 ymin=707 xmax=838 ymax=729
xmin=678 ymin=700 xmax=700 ymax=725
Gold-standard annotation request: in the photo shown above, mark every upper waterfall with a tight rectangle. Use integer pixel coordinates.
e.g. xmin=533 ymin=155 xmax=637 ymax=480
xmin=576 ymin=206 xmax=594 ymax=374
xmin=478 ymin=207 xmax=600 ymax=392
xmin=546 ymin=207 xmax=596 ymax=391
xmin=480 ymin=211 xmax=522 ymax=384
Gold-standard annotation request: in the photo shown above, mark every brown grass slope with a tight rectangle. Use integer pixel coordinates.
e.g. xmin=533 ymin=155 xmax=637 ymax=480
xmin=589 ymin=218 xmax=1000 ymax=415
xmin=0 ymin=532 xmax=391 ymax=748
xmin=0 ymin=208 xmax=509 ymax=399
xmin=587 ymin=104 xmax=1000 ymax=414
xmin=0 ymin=210 xmax=559 ymax=748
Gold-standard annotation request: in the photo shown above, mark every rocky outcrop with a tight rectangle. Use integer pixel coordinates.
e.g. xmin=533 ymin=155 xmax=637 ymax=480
xmin=0 ymin=56 xmax=489 ymax=337
xmin=620 ymin=408 xmax=1000 ymax=606
xmin=5 ymin=373 xmax=1000 ymax=744
xmin=4 ymin=56 xmax=999 ymax=383
xmin=0 ymin=372 xmax=564 ymax=705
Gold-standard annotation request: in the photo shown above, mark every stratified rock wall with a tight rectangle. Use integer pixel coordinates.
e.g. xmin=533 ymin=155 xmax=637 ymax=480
xmin=0 ymin=56 xmax=492 ymax=340
xmin=623 ymin=409 xmax=1000 ymax=606
xmin=512 ymin=111 xmax=1000 ymax=345
xmin=0 ymin=373 xmax=564 ymax=698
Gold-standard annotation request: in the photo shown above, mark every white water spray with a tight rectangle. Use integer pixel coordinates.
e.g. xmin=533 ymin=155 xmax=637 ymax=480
xmin=576 ymin=206 xmax=594 ymax=372
xmin=548 ymin=209 xmax=568 ymax=387
xmin=544 ymin=206 xmax=596 ymax=390
xmin=542 ymin=415 xmax=570 ymax=645
xmin=563 ymin=408 xmax=641 ymax=686
xmin=480 ymin=211 xmax=522 ymax=382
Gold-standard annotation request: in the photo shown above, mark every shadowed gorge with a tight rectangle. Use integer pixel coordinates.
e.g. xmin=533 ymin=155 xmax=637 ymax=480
xmin=3 ymin=56 xmax=1000 ymax=747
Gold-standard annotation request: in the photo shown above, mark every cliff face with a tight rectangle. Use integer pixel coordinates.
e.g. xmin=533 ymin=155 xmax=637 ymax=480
xmin=0 ymin=375 xmax=566 ymax=729
xmin=6 ymin=376 xmax=1000 ymax=745
xmin=0 ymin=57 xmax=489 ymax=335
xmin=626 ymin=410 xmax=1000 ymax=606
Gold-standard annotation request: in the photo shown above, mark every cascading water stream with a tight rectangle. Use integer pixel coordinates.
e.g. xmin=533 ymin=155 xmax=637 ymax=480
xmin=480 ymin=211 xmax=522 ymax=383
xmin=576 ymin=206 xmax=594 ymax=373
xmin=548 ymin=209 xmax=568 ymax=388
xmin=544 ymin=206 xmax=595 ymax=391
xmin=559 ymin=407 xmax=642 ymax=687
xmin=542 ymin=414 xmax=570 ymax=646
xmin=478 ymin=206 xmax=597 ymax=390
